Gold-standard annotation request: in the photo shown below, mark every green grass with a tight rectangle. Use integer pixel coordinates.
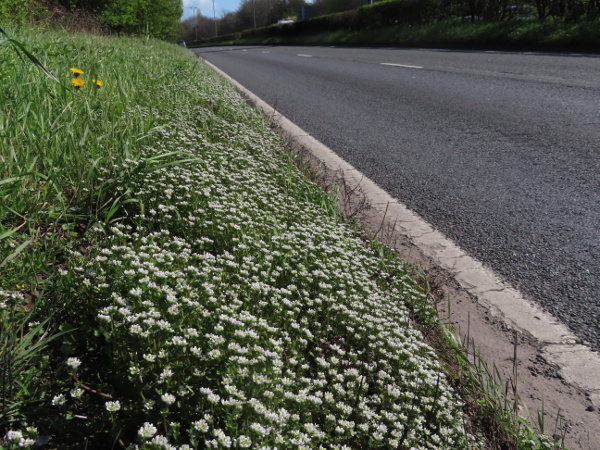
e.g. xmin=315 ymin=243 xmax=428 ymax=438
xmin=0 ymin=26 xmax=566 ymax=449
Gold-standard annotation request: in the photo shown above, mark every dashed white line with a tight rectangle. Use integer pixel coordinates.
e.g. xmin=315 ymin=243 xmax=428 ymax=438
xmin=380 ymin=63 xmax=423 ymax=69
xmin=298 ymin=54 xmax=313 ymax=58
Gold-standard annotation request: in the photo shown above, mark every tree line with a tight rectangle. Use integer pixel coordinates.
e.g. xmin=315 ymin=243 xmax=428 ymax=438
xmin=4 ymin=0 xmax=593 ymax=42
xmin=181 ymin=0 xmax=600 ymax=43
xmin=0 ymin=0 xmax=183 ymax=39
xmin=182 ymin=0 xmax=304 ymax=41
xmin=181 ymin=0 xmax=379 ymax=41
xmin=314 ymin=0 xmax=600 ymax=20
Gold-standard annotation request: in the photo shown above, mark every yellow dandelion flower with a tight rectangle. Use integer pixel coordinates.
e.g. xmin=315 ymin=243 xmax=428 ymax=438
xmin=69 ymin=67 xmax=84 ymax=77
xmin=70 ymin=78 xmax=85 ymax=88
xmin=91 ymin=79 xmax=104 ymax=87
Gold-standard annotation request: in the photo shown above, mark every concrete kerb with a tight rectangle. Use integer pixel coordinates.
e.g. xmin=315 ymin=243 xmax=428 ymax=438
xmin=198 ymin=55 xmax=600 ymax=413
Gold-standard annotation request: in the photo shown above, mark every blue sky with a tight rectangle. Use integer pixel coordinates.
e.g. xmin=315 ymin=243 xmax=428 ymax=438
xmin=181 ymin=0 xmax=243 ymax=20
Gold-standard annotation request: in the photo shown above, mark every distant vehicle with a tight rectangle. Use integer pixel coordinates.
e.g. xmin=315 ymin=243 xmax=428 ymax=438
xmin=462 ymin=15 xmax=483 ymax=21
xmin=277 ymin=19 xmax=294 ymax=25
xmin=178 ymin=39 xmax=187 ymax=47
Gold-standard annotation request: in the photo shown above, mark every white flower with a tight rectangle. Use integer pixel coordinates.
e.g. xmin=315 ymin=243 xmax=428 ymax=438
xmin=6 ymin=430 xmax=23 ymax=441
xmin=172 ymin=336 xmax=187 ymax=346
xmin=105 ymin=400 xmax=121 ymax=412
xmin=70 ymin=387 xmax=84 ymax=398
xmin=213 ymin=429 xmax=232 ymax=447
xmin=151 ymin=435 xmax=170 ymax=447
xmin=193 ymin=419 xmax=209 ymax=433
xmin=159 ymin=367 xmax=173 ymax=383
xmin=130 ymin=287 xmax=143 ymax=296
xmin=66 ymin=357 xmax=82 ymax=370
xmin=206 ymin=393 xmax=220 ymax=404
xmin=19 ymin=437 xmax=36 ymax=447
xmin=249 ymin=423 xmax=268 ymax=436
xmin=138 ymin=422 xmax=158 ymax=438
xmin=237 ymin=435 xmax=252 ymax=448
xmin=161 ymin=393 xmax=176 ymax=405
xmin=52 ymin=394 xmax=66 ymax=406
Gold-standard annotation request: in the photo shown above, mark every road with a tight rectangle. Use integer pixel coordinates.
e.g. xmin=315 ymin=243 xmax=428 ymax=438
xmin=194 ymin=46 xmax=600 ymax=350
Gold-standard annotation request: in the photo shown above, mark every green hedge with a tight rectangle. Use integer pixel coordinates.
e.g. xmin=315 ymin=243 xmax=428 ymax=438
xmin=358 ymin=0 xmax=441 ymax=27
xmin=292 ymin=10 xmax=360 ymax=34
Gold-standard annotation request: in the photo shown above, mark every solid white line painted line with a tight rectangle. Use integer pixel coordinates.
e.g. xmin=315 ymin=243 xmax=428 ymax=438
xmin=380 ymin=63 xmax=423 ymax=69
xmin=298 ymin=54 xmax=313 ymax=58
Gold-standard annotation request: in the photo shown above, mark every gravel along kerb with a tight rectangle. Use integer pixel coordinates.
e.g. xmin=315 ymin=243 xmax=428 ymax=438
xmin=45 ymin=60 xmax=478 ymax=447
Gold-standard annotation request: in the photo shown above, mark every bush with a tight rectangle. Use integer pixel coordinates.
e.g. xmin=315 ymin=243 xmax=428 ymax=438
xmin=0 ymin=0 xmax=31 ymax=26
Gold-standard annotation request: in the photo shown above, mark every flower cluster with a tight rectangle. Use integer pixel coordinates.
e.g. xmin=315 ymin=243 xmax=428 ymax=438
xmin=69 ymin=67 xmax=103 ymax=89
xmin=2 ymin=427 xmax=39 ymax=449
xmin=54 ymin=83 xmax=478 ymax=448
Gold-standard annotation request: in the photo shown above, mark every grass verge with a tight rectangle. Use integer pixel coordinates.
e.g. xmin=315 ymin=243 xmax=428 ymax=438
xmin=1 ymin=26 xmax=564 ymax=449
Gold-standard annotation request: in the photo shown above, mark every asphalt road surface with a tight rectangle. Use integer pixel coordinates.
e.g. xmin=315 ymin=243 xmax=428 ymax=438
xmin=194 ymin=46 xmax=600 ymax=350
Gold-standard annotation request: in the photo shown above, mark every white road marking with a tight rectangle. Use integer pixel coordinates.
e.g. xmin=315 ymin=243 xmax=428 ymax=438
xmin=380 ymin=63 xmax=423 ymax=69
xmin=298 ymin=54 xmax=313 ymax=58
xmin=262 ymin=51 xmax=270 ymax=53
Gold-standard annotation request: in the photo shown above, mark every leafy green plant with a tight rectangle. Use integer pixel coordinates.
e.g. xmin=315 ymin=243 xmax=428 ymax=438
xmin=439 ymin=325 xmax=568 ymax=449
xmin=0 ymin=291 xmax=66 ymax=433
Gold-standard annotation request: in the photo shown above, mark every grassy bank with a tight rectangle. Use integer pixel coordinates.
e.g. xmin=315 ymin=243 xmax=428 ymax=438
xmin=208 ymin=18 xmax=600 ymax=52
xmin=1 ymin=27 xmax=561 ymax=449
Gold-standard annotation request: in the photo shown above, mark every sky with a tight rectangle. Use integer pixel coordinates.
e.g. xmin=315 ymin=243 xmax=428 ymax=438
xmin=181 ymin=0 xmax=242 ymax=20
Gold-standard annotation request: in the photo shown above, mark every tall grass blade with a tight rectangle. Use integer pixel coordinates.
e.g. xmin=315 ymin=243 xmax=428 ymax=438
xmin=0 ymin=229 xmax=16 ymax=241
xmin=0 ymin=239 xmax=31 ymax=269
xmin=0 ymin=26 xmax=59 ymax=83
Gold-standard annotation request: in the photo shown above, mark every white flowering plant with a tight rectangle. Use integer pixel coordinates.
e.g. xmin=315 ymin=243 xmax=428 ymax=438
xmin=4 ymin=28 xmax=560 ymax=450
xmin=41 ymin=72 xmax=479 ymax=448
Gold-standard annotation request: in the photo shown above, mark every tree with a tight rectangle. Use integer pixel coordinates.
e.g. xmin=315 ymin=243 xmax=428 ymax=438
xmin=100 ymin=0 xmax=182 ymax=39
xmin=181 ymin=13 xmax=215 ymax=41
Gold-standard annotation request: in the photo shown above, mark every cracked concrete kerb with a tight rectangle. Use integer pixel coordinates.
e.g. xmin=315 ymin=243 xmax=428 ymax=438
xmin=200 ymin=56 xmax=600 ymax=410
